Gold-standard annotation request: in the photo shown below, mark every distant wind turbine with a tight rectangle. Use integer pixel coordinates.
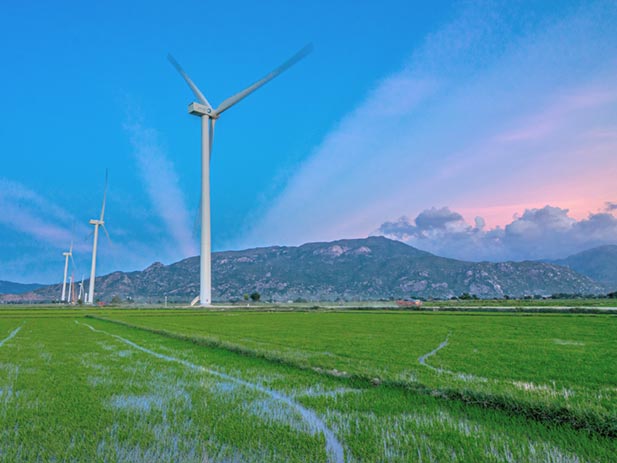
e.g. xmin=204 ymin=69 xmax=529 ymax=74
xmin=168 ymin=44 xmax=312 ymax=306
xmin=87 ymin=171 xmax=111 ymax=305
xmin=61 ymin=235 xmax=78 ymax=303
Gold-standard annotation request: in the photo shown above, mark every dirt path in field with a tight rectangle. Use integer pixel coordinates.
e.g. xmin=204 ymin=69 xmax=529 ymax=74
xmin=0 ymin=326 xmax=22 ymax=348
xmin=418 ymin=334 xmax=450 ymax=373
xmin=78 ymin=321 xmax=345 ymax=463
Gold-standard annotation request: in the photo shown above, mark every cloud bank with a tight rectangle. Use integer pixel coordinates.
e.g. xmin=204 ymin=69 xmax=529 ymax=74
xmin=378 ymin=205 xmax=617 ymax=261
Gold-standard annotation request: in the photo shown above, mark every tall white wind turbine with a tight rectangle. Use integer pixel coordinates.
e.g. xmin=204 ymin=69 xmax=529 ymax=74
xmin=87 ymin=171 xmax=111 ymax=305
xmin=168 ymin=44 xmax=312 ymax=306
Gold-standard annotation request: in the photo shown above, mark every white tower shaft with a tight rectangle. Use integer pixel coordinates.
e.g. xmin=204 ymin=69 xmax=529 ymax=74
xmin=61 ymin=252 xmax=70 ymax=302
xmin=200 ymin=116 xmax=212 ymax=306
xmin=78 ymin=276 xmax=84 ymax=301
xmin=88 ymin=222 xmax=100 ymax=304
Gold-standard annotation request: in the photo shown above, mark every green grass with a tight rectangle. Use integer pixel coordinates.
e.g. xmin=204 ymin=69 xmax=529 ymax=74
xmin=0 ymin=308 xmax=615 ymax=461
xmin=95 ymin=310 xmax=617 ymax=435
xmin=422 ymin=298 xmax=617 ymax=308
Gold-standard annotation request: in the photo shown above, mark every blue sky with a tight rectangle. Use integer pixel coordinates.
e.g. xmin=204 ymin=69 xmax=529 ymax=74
xmin=1 ymin=0 xmax=616 ymax=283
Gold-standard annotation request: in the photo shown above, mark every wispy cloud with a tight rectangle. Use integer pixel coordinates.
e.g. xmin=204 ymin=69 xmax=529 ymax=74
xmin=125 ymin=120 xmax=197 ymax=259
xmin=240 ymin=0 xmax=617 ymax=249
xmin=495 ymin=87 xmax=617 ymax=143
xmin=0 ymin=177 xmax=163 ymax=282
xmin=0 ymin=178 xmax=85 ymax=248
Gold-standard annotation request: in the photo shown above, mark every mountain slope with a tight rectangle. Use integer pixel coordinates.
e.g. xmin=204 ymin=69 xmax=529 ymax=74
xmin=5 ymin=237 xmax=605 ymax=303
xmin=0 ymin=280 xmax=44 ymax=295
xmin=552 ymin=245 xmax=617 ymax=291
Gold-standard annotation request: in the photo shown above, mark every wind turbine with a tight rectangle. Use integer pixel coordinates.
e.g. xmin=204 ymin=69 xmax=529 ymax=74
xmin=168 ymin=44 xmax=312 ymax=306
xmin=61 ymin=237 xmax=78 ymax=303
xmin=87 ymin=171 xmax=111 ymax=305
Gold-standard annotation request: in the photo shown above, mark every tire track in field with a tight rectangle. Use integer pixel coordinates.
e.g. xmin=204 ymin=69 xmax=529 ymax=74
xmin=77 ymin=321 xmax=345 ymax=463
xmin=0 ymin=326 xmax=22 ymax=348
xmin=418 ymin=333 xmax=487 ymax=382
xmin=418 ymin=334 xmax=450 ymax=373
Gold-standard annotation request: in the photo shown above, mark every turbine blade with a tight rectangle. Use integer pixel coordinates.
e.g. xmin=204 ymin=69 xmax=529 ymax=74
xmin=69 ymin=222 xmax=75 ymax=253
xmin=102 ymin=224 xmax=113 ymax=246
xmin=100 ymin=169 xmax=108 ymax=221
xmin=209 ymin=118 xmax=216 ymax=160
xmin=215 ymin=43 xmax=313 ymax=115
xmin=70 ymin=253 xmax=78 ymax=273
xmin=168 ymin=53 xmax=213 ymax=109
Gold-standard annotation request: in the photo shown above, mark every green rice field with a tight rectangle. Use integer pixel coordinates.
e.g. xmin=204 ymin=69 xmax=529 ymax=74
xmin=0 ymin=307 xmax=615 ymax=462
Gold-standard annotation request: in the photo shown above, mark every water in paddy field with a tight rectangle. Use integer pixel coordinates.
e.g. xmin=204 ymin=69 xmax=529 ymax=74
xmin=0 ymin=313 xmax=614 ymax=462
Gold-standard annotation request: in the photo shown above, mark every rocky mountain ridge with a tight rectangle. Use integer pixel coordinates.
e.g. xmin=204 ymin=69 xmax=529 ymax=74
xmin=3 ymin=237 xmax=607 ymax=303
xmin=550 ymin=245 xmax=617 ymax=291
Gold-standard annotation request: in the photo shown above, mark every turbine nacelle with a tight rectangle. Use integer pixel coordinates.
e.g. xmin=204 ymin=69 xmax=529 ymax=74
xmin=89 ymin=219 xmax=104 ymax=226
xmin=188 ymin=102 xmax=217 ymax=118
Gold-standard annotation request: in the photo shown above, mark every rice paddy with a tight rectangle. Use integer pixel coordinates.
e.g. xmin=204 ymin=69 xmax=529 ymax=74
xmin=0 ymin=307 xmax=615 ymax=462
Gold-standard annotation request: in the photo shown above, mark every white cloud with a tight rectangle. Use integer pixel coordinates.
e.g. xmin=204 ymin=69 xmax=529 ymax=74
xmin=378 ymin=205 xmax=617 ymax=261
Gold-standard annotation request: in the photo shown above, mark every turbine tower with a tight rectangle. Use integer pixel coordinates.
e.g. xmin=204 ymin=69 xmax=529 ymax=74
xmin=60 ymin=242 xmax=72 ymax=302
xmin=87 ymin=171 xmax=111 ymax=305
xmin=78 ymin=275 xmax=85 ymax=302
xmin=168 ymin=44 xmax=312 ymax=306
xmin=61 ymin=239 xmax=77 ymax=303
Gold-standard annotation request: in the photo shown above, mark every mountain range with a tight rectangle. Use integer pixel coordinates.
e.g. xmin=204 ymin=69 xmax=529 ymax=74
xmin=550 ymin=245 xmax=617 ymax=291
xmin=2 ymin=237 xmax=611 ymax=303
xmin=0 ymin=280 xmax=44 ymax=295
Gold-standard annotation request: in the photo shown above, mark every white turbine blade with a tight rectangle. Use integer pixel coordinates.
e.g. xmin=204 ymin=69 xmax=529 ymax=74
xmin=70 ymin=253 xmax=78 ymax=272
xmin=209 ymin=118 xmax=216 ymax=159
xmin=69 ymin=222 xmax=75 ymax=253
xmin=168 ymin=53 xmax=213 ymax=109
xmin=215 ymin=43 xmax=313 ymax=115
xmin=102 ymin=224 xmax=112 ymax=245
xmin=100 ymin=169 xmax=108 ymax=221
